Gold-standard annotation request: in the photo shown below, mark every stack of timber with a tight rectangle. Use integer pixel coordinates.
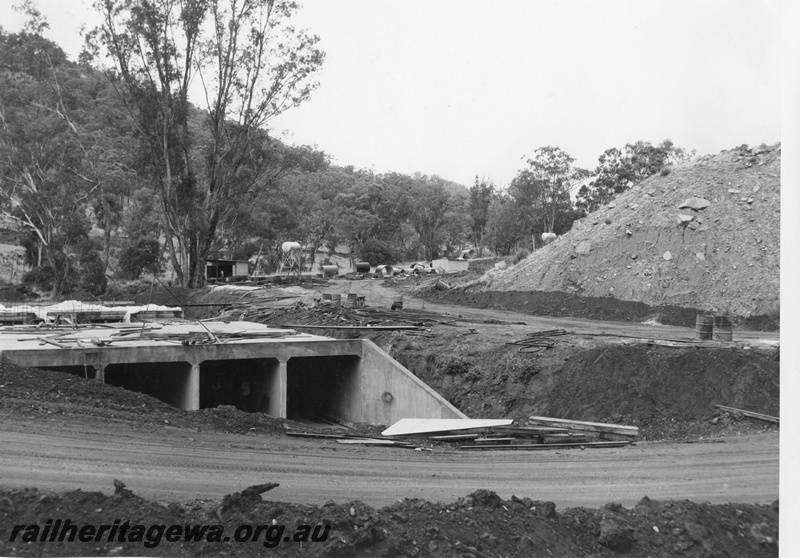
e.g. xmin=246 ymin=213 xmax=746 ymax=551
xmin=380 ymin=417 xmax=637 ymax=451
xmin=285 ymin=428 xmax=422 ymax=449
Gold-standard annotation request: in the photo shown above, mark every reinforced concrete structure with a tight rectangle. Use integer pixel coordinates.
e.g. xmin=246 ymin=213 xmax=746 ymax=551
xmin=0 ymin=321 xmax=466 ymax=425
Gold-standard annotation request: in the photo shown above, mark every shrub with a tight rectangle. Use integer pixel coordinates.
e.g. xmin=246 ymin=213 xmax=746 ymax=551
xmin=358 ymin=239 xmax=399 ymax=267
xmin=660 ymin=165 xmax=672 ymax=176
xmin=514 ymin=249 xmax=529 ymax=264
xmin=23 ymin=251 xmax=79 ymax=295
xmin=79 ymin=250 xmax=107 ymax=295
xmin=118 ymin=237 xmax=164 ymax=279
xmin=22 ymin=266 xmax=55 ymax=292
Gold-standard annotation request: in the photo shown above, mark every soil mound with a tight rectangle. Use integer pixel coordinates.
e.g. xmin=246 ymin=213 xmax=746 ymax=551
xmin=388 ymin=336 xmax=779 ymax=440
xmin=423 ymin=288 xmax=778 ymax=330
xmin=0 ymin=484 xmax=778 ymax=557
xmin=487 ymin=144 xmax=780 ymax=319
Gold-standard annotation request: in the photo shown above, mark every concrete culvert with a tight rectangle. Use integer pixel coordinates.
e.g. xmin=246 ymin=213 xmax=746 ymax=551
xmin=104 ymin=361 xmax=194 ymax=410
xmin=199 ymin=358 xmax=280 ymax=414
xmin=286 ymin=355 xmax=361 ymax=423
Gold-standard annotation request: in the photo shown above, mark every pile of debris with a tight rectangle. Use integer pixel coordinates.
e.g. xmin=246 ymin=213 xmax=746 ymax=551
xmin=505 ymin=329 xmax=568 ymax=353
xmin=284 ymin=417 xmax=639 ymax=452
xmin=216 ymin=302 xmax=460 ymax=331
xmin=0 ymin=321 xmax=307 ymax=349
xmin=380 ymin=418 xmax=638 ymax=451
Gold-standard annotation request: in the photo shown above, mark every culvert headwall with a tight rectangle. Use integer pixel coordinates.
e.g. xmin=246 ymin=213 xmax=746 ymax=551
xmin=0 ymin=322 xmax=466 ymax=425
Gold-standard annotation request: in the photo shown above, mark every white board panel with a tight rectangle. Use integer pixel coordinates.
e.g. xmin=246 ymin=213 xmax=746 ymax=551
xmin=382 ymin=418 xmax=513 ymax=437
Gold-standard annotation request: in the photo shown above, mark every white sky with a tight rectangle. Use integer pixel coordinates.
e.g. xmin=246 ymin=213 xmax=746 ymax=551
xmin=0 ymin=0 xmax=783 ymax=187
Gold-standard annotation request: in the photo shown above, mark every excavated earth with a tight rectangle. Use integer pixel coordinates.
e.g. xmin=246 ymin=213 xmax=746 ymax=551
xmin=0 ymin=483 xmax=779 ymax=557
xmin=485 ymin=144 xmax=780 ymax=320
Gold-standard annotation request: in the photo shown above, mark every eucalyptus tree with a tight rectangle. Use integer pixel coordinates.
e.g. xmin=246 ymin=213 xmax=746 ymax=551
xmin=468 ymin=176 xmax=494 ymax=256
xmin=0 ymin=20 xmax=109 ymax=295
xmin=575 ymin=140 xmax=691 ymax=212
xmin=86 ymin=0 xmax=324 ymax=286
xmin=510 ymin=146 xmax=590 ymax=247
xmin=407 ymin=175 xmax=453 ymax=261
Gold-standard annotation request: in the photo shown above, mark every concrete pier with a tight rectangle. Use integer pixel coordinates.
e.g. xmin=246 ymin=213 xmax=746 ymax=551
xmin=0 ymin=321 xmax=465 ymax=424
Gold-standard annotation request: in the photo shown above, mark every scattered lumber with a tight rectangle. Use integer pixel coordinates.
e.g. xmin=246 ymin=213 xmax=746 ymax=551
xmin=285 ymin=429 xmax=421 ymax=449
xmin=335 ymin=439 xmax=417 ymax=448
xmin=377 ymin=416 xmax=639 ymax=450
xmin=304 ymin=417 xmax=638 ymax=453
xmin=505 ymin=329 xmax=569 ymax=353
xmin=285 ymin=430 xmax=354 ymax=440
xmin=492 ymin=426 xmax=569 ymax=436
xmin=540 ymin=435 xmax=596 ymax=444
xmin=427 ymin=433 xmax=479 ymax=441
xmin=714 ymin=405 xmax=779 ymax=424
xmin=281 ymin=324 xmax=426 ymax=331
xmin=473 ymin=437 xmax=515 ymax=444
xmin=315 ymin=414 xmax=353 ymax=429
xmin=460 ymin=440 xmax=633 ymax=451
xmin=37 ymin=337 xmax=69 ymax=349
xmin=527 ymin=416 xmax=638 ymax=438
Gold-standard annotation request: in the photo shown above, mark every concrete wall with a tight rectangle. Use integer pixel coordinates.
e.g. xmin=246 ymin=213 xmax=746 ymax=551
xmin=359 ymin=339 xmax=467 ymax=424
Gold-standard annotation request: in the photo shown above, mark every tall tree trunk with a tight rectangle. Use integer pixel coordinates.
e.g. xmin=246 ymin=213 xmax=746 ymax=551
xmin=187 ymin=233 xmax=200 ymax=288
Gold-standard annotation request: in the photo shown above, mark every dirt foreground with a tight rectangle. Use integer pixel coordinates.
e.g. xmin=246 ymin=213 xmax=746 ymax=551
xmin=0 ymin=410 xmax=780 ymax=557
xmin=0 ymin=281 xmax=781 ymax=556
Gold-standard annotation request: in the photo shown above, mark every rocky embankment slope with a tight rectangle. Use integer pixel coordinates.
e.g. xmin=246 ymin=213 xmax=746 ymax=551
xmin=487 ymin=144 xmax=780 ymax=318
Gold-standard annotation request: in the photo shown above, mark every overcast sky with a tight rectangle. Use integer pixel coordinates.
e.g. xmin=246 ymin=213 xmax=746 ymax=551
xmin=0 ymin=0 xmax=783 ymax=187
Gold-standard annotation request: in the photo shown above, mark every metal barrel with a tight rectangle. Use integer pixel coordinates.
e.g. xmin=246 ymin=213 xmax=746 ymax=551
xmin=392 ymin=295 xmax=404 ymax=310
xmin=695 ymin=314 xmax=714 ymax=340
xmin=345 ymin=293 xmax=358 ymax=308
xmin=322 ymin=265 xmax=338 ymax=277
xmin=355 ymin=262 xmax=371 ymax=273
xmin=712 ymin=315 xmax=733 ymax=342
xmin=331 ymin=294 xmax=342 ymax=306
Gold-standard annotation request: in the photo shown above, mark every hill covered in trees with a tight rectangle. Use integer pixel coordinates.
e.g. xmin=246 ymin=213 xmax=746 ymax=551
xmin=1 ymin=1 xmax=695 ymax=298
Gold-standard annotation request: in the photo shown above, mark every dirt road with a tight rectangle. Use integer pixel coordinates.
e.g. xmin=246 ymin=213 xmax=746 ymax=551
xmin=322 ymin=280 xmax=779 ymax=346
xmin=0 ymin=417 xmax=778 ymax=508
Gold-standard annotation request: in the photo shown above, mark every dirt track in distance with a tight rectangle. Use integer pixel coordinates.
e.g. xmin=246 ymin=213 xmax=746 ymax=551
xmin=346 ymin=280 xmax=778 ymax=346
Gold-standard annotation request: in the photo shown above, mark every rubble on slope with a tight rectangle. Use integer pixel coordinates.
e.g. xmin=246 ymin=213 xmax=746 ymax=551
xmin=487 ymin=144 xmax=780 ymax=319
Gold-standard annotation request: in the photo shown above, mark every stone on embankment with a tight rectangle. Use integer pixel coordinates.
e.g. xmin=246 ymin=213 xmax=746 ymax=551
xmin=678 ymin=197 xmax=711 ymax=210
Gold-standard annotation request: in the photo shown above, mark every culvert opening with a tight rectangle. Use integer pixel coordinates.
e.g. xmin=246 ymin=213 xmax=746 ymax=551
xmin=104 ymin=362 xmax=193 ymax=409
xmin=286 ymin=355 xmax=361 ymax=423
xmin=199 ymin=358 xmax=280 ymax=414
